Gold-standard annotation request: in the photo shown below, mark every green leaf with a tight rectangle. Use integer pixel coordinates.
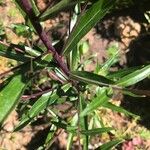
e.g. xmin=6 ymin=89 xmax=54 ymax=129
xmin=44 ymin=124 xmax=57 ymax=148
xmin=116 ymin=65 xmax=150 ymax=87
xmin=81 ymin=127 xmax=113 ymax=136
xmin=96 ymin=139 xmax=123 ymax=150
xmin=70 ymin=71 xmax=114 ymax=86
xmin=79 ymin=94 xmax=88 ymax=150
xmin=15 ymin=91 xmax=59 ymax=131
xmin=25 ymin=46 xmax=42 ymax=57
xmin=13 ymin=0 xmax=36 ymax=32
xmin=80 ymin=88 xmax=109 ymax=117
xmin=0 ymin=74 xmax=27 ymax=124
xmin=52 ymin=120 xmax=77 ymax=133
xmin=67 ymin=5 xmax=80 ymax=71
xmin=51 ymin=120 xmax=67 ymax=129
xmin=67 ymin=114 xmax=78 ymax=150
xmin=39 ymin=0 xmax=83 ymax=21
xmin=103 ymin=102 xmax=138 ymax=118
xmin=79 ymin=40 xmax=89 ymax=55
xmin=13 ymin=0 xmax=27 ymax=18
xmin=107 ymin=66 xmax=142 ymax=79
xmin=123 ymin=90 xmax=146 ymax=97
xmin=0 ymin=42 xmax=30 ymax=62
xmin=30 ymin=0 xmax=40 ymax=15
xmin=63 ymin=0 xmax=115 ymax=55
xmin=98 ymin=44 xmax=119 ymax=76
xmin=94 ymin=111 xmax=105 ymax=128
xmin=11 ymin=24 xmax=32 ymax=38
xmin=55 ymin=68 xmax=68 ymax=81
xmin=61 ymin=83 xmax=72 ymax=92
xmin=68 ymin=45 xmax=79 ymax=71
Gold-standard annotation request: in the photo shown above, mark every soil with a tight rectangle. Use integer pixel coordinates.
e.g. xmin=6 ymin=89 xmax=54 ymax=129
xmin=0 ymin=0 xmax=150 ymax=150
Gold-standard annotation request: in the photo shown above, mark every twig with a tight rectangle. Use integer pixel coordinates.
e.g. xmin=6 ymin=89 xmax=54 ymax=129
xmin=0 ymin=40 xmax=24 ymax=53
xmin=22 ymin=88 xmax=52 ymax=100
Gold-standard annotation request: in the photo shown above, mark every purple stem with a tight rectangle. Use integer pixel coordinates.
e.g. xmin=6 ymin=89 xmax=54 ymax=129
xmin=48 ymin=71 xmax=65 ymax=83
xmin=0 ymin=41 xmax=24 ymax=53
xmin=22 ymin=88 xmax=52 ymax=100
xmin=20 ymin=0 xmax=69 ymax=76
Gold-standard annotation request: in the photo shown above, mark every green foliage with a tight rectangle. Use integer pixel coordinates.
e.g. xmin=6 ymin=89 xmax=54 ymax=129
xmin=63 ymin=0 xmax=115 ymax=55
xmin=97 ymin=43 xmax=119 ymax=76
xmin=0 ymin=74 xmax=28 ymax=124
xmin=116 ymin=65 xmax=150 ymax=87
xmin=80 ymin=88 xmax=110 ymax=117
xmin=0 ymin=0 xmax=149 ymax=149
xmin=39 ymin=0 xmax=83 ymax=21
xmin=15 ymin=90 xmax=58 ymax=131
xmin=11 ymin=24 xmax=33 ymax=38
xmin=96 ymin=139 xmax=123 ymax=150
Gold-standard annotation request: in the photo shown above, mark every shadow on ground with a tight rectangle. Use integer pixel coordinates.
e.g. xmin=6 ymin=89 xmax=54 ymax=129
xmin=121 ymin=34 xmax=150 ymax=129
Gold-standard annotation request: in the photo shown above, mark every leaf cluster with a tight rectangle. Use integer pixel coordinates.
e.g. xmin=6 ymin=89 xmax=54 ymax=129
xmin=0 ymin=0 xmax=149 ymax=149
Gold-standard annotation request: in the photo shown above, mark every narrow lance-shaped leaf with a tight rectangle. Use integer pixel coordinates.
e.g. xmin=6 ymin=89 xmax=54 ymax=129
xmin=30 ymin=0 xmax=40 ymax=15
xmin=96 ymin=139 xmax=123 ymax=150
xmin=103 ymin=102 xmax=138 ymax=118
xmin=0 ymin=74 xmax=27 ymax=124
xmin=67 ymin=114 xmax=78 ymax=150
xmin=51 ymin=120 xmax=77 ymax=133
xmin=107 ymin=66 xmax=142 ymax=79
xmin=68 ymin=5 xmax=80 ymax=71
xmin=0 ymin=42 xmax=30 ymax=62
xmin=24 ymin=46 xmax=42 ymax=57
xmin=80 ymin=88 xmax=110 ymax=117
xmin=39 ymin=0 xmax=84 ymax=21
xmin=98 ymin=46 xmax=119 ymax=76
xmin=70 ymin=71 xmax=114 ymax=86
xmin=81 ymin=127 xmax=113 ymax=136
xmin=63 ymin=0 xmax=115 ymax=55
xmin=15 ymin=90 xmax=59 ymax=131
xmin=44 ymin=124 xmax=57 ymax=148
xmin=94 ymin=111 xmax=105 ymax=128
xmin=123 ymin=90 xmax=146 ymax=98
xmin=79 ymin=94 xmax=88 ymax=150
xmin=44 ymin=109 xmax=59 ymax=148
xmin=68 ymin=46 xmax=79 ymax=71
xmin=116 ymin=64 xmax=150 ymax=87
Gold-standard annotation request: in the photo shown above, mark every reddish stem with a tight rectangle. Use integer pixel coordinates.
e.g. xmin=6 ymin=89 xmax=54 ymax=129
xmin=0 ymin=41 xmax=24 ymax=53
xmin=20 ymin=0 xmax=69 ymax=76
xmin=22 ymin=88 xmax=52 ymax=100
